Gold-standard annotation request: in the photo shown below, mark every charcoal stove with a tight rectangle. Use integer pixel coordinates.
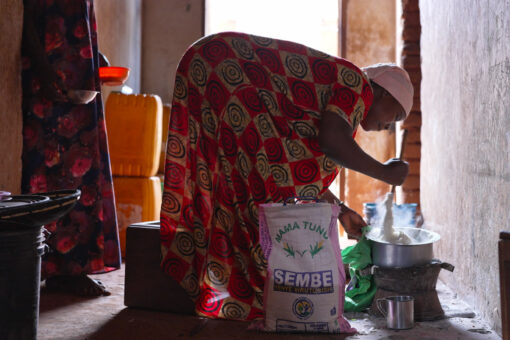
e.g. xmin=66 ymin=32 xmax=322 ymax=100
xmin=367 ymin=260 xmax=454 ymax=321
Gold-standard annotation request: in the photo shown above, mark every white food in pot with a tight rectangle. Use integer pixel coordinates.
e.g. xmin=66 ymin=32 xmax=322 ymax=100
xmin=368 ymin=192 xmax=413 ymax=245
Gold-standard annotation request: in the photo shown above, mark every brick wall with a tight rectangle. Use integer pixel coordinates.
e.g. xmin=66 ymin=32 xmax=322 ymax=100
xmin=398 ymin=0 xmax=421 ymax=205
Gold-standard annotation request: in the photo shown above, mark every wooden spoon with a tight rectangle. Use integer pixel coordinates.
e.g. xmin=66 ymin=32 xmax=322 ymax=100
xmin=391 ymin=128 xmax=408 ymax=194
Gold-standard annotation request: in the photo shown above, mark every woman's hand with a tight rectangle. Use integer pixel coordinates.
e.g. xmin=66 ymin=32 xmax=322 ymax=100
xmin=338 ymin=204 xmax=367 ymax=239
xmin=381 ymin=158 xmax=409 ymax=186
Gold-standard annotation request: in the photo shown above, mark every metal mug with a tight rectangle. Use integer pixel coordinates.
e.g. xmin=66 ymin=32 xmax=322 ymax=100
xmin=377 ymin=295 xmax=414 ymax=330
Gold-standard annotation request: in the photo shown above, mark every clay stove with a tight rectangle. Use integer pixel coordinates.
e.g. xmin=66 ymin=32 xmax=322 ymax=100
xmin=367 ymin=260 xmax=455 ymax=321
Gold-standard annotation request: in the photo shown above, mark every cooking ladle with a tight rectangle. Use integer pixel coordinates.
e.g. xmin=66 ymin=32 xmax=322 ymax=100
xmin=66 ymin=90 xmax=99 ymax=104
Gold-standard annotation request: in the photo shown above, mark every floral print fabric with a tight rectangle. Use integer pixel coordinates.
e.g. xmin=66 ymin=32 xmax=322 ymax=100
xmin=161 ymin=32 xmax=373 ymax=320
xmin=21 ymin=0 xmax=121 ymax=277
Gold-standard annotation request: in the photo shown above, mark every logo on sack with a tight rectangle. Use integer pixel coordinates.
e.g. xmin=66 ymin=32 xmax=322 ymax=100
xmin=273 ymin=269 xmax=334 ymax=294
xmin=292 ymin=297 xmax=314 ymax=320
xmin=282 ymin=240 xmax=325 ymax=258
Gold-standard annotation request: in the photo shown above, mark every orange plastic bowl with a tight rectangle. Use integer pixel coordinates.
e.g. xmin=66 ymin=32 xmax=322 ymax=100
xmin=99 ymin=66 xmax=130 ymax=86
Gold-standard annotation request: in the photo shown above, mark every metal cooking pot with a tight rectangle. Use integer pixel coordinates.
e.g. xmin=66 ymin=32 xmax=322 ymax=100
xmin=367 ymin=227 xmax=441 ymax=268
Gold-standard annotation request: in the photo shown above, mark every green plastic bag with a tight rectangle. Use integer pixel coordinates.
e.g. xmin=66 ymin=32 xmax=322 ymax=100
xmin=341 ymin=229 xmax=376 ymax=312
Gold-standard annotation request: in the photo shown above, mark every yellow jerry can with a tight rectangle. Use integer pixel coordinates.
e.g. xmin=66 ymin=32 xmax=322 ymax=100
xmin=106 ymin=93 xmax=163 ymax=177
xmin=113 ymin=176 xmax=162 ymax=257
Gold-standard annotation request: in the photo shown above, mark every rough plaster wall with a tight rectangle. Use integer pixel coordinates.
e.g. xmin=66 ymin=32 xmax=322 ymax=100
xmin=0 ymin=0 xmax=23 ymax=194
xmin=141 ymin=0 xmax=204 ymax=103
xmin=421 ymin=0 xmax=510 ymax=334
xmin=95 ymin=0 xmax=142 ymax=93
xmin=343 ymin=0 xmax=396 ymax=213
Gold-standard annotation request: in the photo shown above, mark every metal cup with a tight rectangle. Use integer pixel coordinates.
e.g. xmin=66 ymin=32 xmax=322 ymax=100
xmin=377 ymin=295 xmax=414 ymax=330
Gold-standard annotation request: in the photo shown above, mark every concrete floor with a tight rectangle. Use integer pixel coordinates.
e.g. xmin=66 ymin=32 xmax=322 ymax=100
xmin=37 ymin=266 xmax=501 ymax=340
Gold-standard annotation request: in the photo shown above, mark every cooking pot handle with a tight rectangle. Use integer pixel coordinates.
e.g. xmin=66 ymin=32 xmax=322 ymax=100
xmin=376 ymin=298 xmax=388 ymax=317
xmin=359 ymin=265 xmax=377 ymax=277
xmin=440 ymin=262 xmax=455 ymax=272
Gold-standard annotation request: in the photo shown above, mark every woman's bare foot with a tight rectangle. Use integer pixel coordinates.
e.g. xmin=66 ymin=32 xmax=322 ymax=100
xmin=45 ymin=275 xmax=111 ymax=297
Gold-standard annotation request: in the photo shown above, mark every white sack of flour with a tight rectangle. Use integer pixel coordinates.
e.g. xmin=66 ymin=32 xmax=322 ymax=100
xmin=258 ymin=201 xmax=355 ymax=333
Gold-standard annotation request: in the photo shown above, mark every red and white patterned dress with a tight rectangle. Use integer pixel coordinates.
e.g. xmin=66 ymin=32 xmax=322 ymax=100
xmin=160 ymin=31 xmax=373 ymax=320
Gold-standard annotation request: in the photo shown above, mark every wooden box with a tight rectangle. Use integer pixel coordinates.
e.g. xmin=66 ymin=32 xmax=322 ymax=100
xmin=124 ymin=221 xmax=194 ymax=314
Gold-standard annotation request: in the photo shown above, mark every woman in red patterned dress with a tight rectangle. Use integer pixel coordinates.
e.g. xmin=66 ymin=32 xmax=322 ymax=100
xmin=161 ymin=32 xmax=413 ymax=319
xmin=21 ymin=0 xmax=121 ymax=296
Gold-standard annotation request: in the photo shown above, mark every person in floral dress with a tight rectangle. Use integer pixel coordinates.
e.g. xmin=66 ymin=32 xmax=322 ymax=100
xmin=161 ymin=31 xmax=413 ymax=319
xmin=21 ymin=0 xmax=121 ymax=296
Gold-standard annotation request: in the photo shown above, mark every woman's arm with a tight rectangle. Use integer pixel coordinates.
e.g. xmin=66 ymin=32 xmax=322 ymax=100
xmin=318 ymin=111 xmax=408 ymax=185
xmin=320 ymin=189 xmax=365 ymax=239
xmin=319 ymin=188 xmax=341 ymax=206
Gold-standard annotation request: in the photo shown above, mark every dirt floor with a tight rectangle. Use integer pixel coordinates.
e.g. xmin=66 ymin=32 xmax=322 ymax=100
xmin=37 ymin=265 xmax=501 ymax=340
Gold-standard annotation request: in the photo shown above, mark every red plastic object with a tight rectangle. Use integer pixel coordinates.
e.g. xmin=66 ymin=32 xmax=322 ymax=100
xmin=99 ymin=66 xmax=130 ymax=86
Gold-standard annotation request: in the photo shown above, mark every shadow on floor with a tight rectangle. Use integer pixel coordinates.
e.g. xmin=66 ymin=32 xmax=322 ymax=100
xmin=39 ymin=286 xmax=104 ymax=313
xmin=87 ymin=307 xmax=351 ymax=340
